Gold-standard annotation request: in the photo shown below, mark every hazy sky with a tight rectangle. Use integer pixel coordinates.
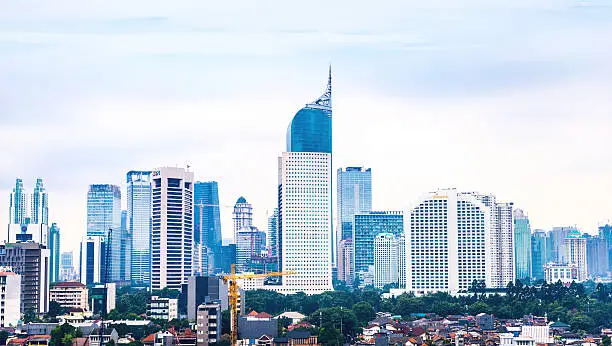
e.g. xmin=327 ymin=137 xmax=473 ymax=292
xmin=1 ymin=0 xmax=611 ymax=256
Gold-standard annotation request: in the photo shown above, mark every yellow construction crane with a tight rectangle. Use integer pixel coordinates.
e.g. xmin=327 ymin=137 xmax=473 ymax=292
xmin=222 ymin=264 xmax=295 ymax=345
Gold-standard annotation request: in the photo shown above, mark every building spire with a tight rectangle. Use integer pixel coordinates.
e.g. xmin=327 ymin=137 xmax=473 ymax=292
xmin=307 ymin=66 xmax=332 ymax=111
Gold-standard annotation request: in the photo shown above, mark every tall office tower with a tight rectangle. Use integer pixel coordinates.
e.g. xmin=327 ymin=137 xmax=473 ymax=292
xmin=406 ymin=189 xmax=491 ymax=295
xmin=0 ymin=268 xmax=21 ymax=327
xmin=218 ymin=245 xmax=237 ymax=274
xmin=514 ymin=209 xmax=532 ymax=282
xmin=60 ymin=251 xmax=74 ymax=281
xmin=545 ymin=233 xmax=554 ymax=263
xmin=336 ymin=167 xmax=372 ymax=267
xmin=267 ymin=208 xmax=279 ymax=260
xmin=353 ymin=211 xmax=404 ymax=277
xmin=398 ymin=235 xmax=406 ymax=289
xmin=87 ymin=184 xmax=121 ymax=282
xmin=120 ymin=228 xmax=131 ymax=282
xmin=469 ymin=193 xmax=514 ymax=288
xmin=127 ymin=171 xmax=152 ymax=287
xmin=338 ymin=239 xmax=354 ymax=284
xmin=151 ymin=167 xmax=194 ymax=290
xmin=0 ymin=242 xmax=50 ymax=313
xmin=233 ymin=197 xmax=253 ymax=239
xmin=549 ymin=227 xmax=573 ymax=263
xmin=564 ymin=230 xmax=587 ymax=281
xmin=194 ymin=182 xmax=222 ymax=274
xmin=276 ymin=69 xmax=333 ymax=294
xmin=584 ymin=234 xmax=608 ymax=278
xmin=49 ymin=223 xmax=61 ymax=283
xmin=80 ymin=236 xmax=107 ymax=285
xmin=531 ymin=230 xmax=548 ymax=281
xmin=373 ymin=233 xmax=399 ymax=289
xmin=599 ymin=224 xmax=612 ymax=272
xmin=9 ymin=178 xmax=27 ymax=224
xmin=30 ymin=178 xmax=48 ymax=225
xmin=235 ymin=227 xmax=267 ymax=273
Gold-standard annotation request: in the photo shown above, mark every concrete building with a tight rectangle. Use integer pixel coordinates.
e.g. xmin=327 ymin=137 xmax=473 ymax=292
xmin=50 ymin=282 xmax=89 ymax=311
xmin=88 ymin=328 xmax=118 ymax=346
xmin=273 ymin=69 xmax=333 ymax=295
xmin=233 ymin=197 xmax=253 ymax=240
xmin=336 ymin=167 xmax=372 ymax=267
xmin=0 ymin=243 xmax=49 ymax=313
xmin=79 ymin=236 xmax=106 ymax=285
xmin=475 ymin=313 xmax=494 ymax=330
xmin=238 ymin=311 xmax=278 ymax=339
xmin=373 ymin=233 xmax=399 ymax=289
xmin=398 ymin=236 xmax=406 ymax=289
xmin=7 ymin=223 xmax=48 ymax=246
xmin=338 ymin=239 xmax=354 ymax=284
xmin=147 ymin=296 xmax=178 ymax=321
xmin=127 ymin=171 xmax=153 ymax=287
xmin=406 ymin=189 xmax=491 ymax=294
xmin=513 ymin=209 xmax=531 ymax=282
xmin=183 ymin=276 xmax=228 ymax=321
xmin=151 ymin=167 xmax=194 ymax=291
xmin=0 ymin=267 xmax=21 ymax=327
xmin=90 ymin=283 xmax=116 ymax=315
xmin=196 ymin=300 xmax=221 ymax=345
xmin=564 ymin=229 xmax=587 ymax=281
xmin=354 ymin=211 xmax=404 ymax=278
xmin=544 ymin=263 xmax=580 ymax=283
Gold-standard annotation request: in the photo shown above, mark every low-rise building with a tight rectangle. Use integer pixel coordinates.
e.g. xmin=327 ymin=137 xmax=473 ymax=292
xmin=88 ymin=328 xmax=118 ymax=346
xmin=50 ymin=282 xmax=89 ymax=311
xmin=89 ymin=283 xmax=116 ymax=315
xmin=147 ymin=296 xmax=178 ymax=321
xmin=196 ymin=300 xmax=221 ymax=345
xmin=238 ymin=311 xmax=277 ymax=340
xmin=544 ymin=263 xmax=580 ymax=283
xmin=0 ymin=267 xmax=21 ymax=327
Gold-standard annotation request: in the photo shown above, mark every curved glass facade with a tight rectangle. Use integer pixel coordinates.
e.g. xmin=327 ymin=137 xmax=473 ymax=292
xmin=286 ymin=106 xmax=332 ymax=153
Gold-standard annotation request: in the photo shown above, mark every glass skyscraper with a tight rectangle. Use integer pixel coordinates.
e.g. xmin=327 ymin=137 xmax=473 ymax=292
xmin=337 ymin=167 xmax=372 ymax=241
xmin=31 ymin=178 xmax=48 ymax=225
xmin=9 ymin=178 xmax=27 ymax=224
xmin=194 ymin=181 xmax=222 ymax=274
xmin=513 ymin=209 xmax=532 ymax=282
xmin=49 ymin=222 xmax=61 ymax=283
xmin=353 ymin=211 xmax=404 ymax=274
xmin=531 ymin=230 xmax=547 ymax=281
xmin=599 ymin=224 xmax=612 ymax=272
xmin=585 ymin=234 xmax=608 ymax=278
xmin=87 ymin=184 xmax=121 ymax=282
xmin=127 ymin=171 xmax=152 ymax=287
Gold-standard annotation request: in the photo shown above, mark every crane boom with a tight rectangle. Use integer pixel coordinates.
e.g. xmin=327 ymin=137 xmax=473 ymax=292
xmin=222 ymin=264 xmax=295 ymax=345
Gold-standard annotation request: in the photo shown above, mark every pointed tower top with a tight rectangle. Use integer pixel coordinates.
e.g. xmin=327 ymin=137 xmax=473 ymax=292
xmin=307 ymin=66 xmax=332 ymax=111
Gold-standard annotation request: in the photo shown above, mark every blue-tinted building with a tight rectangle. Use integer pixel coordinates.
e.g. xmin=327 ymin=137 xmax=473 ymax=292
xmin=337 ymin=167 xmax=372 ymax=241
xmin=87 ymin=184 xmax=121 ymax=282
xmin=31 ymin=178 xmax=48 ymax=225
xmin=49 ymin=222 xmax=61 ymax=283
xmin=599 ymin=224 xmax=612 ymax=272
xmin=194 ymin=181 xmax=222 ymax=273
xmin=354 ymin=211 xmax=404 ymax=274
xmin=126 ymin=171 xmax=152 ymax=287
xmin=531 ymin=230 xmax=547 ymax=281
xmin=513 ymin=209 xmax=532 ymax=282
xmin=267 ymin=208 xmax=279 ymax=259
xmin=585 ymin=234 xmax=608 ymax=278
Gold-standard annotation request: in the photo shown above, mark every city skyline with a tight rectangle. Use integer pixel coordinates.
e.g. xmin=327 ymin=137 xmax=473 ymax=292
xmin=2 ymin=0 xmax=612 ymax=257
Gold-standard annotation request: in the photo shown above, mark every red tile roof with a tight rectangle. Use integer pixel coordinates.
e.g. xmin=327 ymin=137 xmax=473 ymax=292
xmin=52 ymin=281 xmax=86 ymax=288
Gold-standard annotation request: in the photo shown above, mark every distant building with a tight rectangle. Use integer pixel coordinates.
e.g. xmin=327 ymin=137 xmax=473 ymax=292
xmin=514 ymin=209 xmax=531 ymax=282
xmin=9 ymin=178 xmax=27 ymax=225
xmin=8 ymin=223 xmax=48 ymax=245
xmin=235 ymin=227 xmax=266 ymax=273
xmin=218 ymin=245 xmax=237 ymax=274
xmin=87 ymin=184 xmax=121 ymax=282
xmin=267 ymin=208 xmax=279 ymax=266
xmin=0 ymin=267 xmax=21 ymax=327
xmin=147 ymin=296 xmax=178 ymax=321
xmin=337 ymin=239 xmax=354 ymax=284
xmin=60 ymin=251 xmax=75 ymax=282
xmin=183 ymin=276 xmax=228 ymax=321
xmin=233 ymin=197 xmax=253 ymax=240
xmin=90 ymin=283 xmax=116 ymax=315
xmin=544 ymin=263 xmax=580 ymax=283
xmin=354 ymin=211 xmax=404 ymax=276
xmin=50 ymin=282 xmax=89 ymax=311
xmin=79 ymin=236 xmax=107 ymax=285
xmin=584 ymin=234 xmax=609 ymax=278
xmin=49 ymin=223 xmax=61 ymax=283
xmin=599 ymin=224 xmax=612 ymax=273
xmin=196 ymin=300 xmax=222 ymax=345
xmin=475 ymin=313 xmax=494 ymax=330
xmin=548 ymin=227 xmax=574 ymax=264
xmin=194 ymin=181 xmax=222 ymax=274
xmin=238 ymin=311 xmax=277 ymax=339
xmin=0 ymin=242 xmax=50 ymax=313
xmin=126 ymin=171 xmax=152 ymax=287
xmin=373 ymin=233 xmax=399 ymax=289
xmin=531 ymin=231 xmax=547 ymax=281
xmin=564 ymin=229 xmax=587 ymax=281
xmin=88 ymin=328 xmax=119 ymax=346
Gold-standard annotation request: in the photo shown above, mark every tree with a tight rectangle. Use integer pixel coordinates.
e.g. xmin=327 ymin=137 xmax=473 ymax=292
xmin=51 ymin=323 xmax=80 ymax=346
xmin=22 ymin=310 xmax=41 ymax=323
xmin=352 ymin=302 xmax=375 ymax=326
xmin=0 ymin=331 xmax=9 ymax=346
xmin=107 ymin=309 xmax=122 ymax=321
xmin=48 ymin=301 xmax=65 ymax=318
xmin=602 ymin=335 xmax=611 ymax=346
xmin=127 ymin=342 xmax=144 ymax=346
xmin=106 ymin=340 xmax=115 ymax=346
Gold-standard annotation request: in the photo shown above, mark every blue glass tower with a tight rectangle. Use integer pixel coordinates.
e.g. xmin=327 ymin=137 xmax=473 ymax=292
xmin=337 ymin=167 xmax=372 ymax=240
xmin=127 ymin=171 xmax=152 ymax=287
xmin=353 ymin=211 xmax=404 ymax=274
xmin=49 ymin=222 xmax=61 ymax=283
xmin=531 ymin=230 xmax=547 ymax=281
xmin=87 ymin=184 xmax=121 ymax=282
xmin=513 ymin=209 xmax=532 ymax=282
xmin=194 ymin=181 xmax=222 ymax=273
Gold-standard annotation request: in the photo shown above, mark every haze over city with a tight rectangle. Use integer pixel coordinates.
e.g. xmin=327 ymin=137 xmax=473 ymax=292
xmin=1 ymin=0 xmax=612 ymax=257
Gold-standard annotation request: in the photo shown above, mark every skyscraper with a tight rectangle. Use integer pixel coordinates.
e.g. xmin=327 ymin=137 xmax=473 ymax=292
xmin=406 ymin=189 xmax=491 ymax=294
xmin=232 ymin=197 xmax=253 ymax=239
xmin=598 ymin=224 xmax=612 ymax=272
xmin=49 ymin=222 xmax=61 ymax=283
xmin=9 ymin=178 xmax=27 ymax=225
xmin=87 ymin=184 xmax=121 ymax=282
xmin=353 ymin=211 xmax=404 ymax=277
xmin=336 ymin=167 xmax=372 ymax=267
xmin=549 ymin=227 xmax=573 ymax=263
xmin=531 ymin=230 xmax=547 ymax=281
xmin=373 ymin=233 xmax=399 ymax=289
xmin=338 ymin=239 xmax=354 ymax=284
xmin=584 ymin=234 xmax=608 ymax=278
xmin=126 ymin=171 xmax=152 ymax=287
xmin=60 ymin=251 xmax=74 ymax=281
xmin=276 ymin=69 xmax=333 ymax=294
xmin=30 ymin=178 xmax=48 ymax=225
xmin=564 ymin=229 xmax=587 ymax=281
xmin=267 ymin=208 xmax=279 ymax=260
xmin=235 ymin=226 xmax=267 ymax=273
xmin=80 ymin=236 xmax=107 ymax=285
xmin=194 ymin=181 xmax=222 ymax=273
xmin=151 ymin=167 xmax=194 ymax=290
xmin=514 ymin=209 xmax=532 ymax=282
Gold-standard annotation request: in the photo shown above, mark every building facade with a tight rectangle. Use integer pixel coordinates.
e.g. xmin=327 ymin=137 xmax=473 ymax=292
xmin=9 ymin=179 xmax=27 ymax=225
xmin=147 ymin=296 xmax=178 ymax=321
xmin=8 ymin=223 xmax=48 ymax=245
xmin=353 ymin=211 xmax=404 ymax=276
xmin=232 ymin=197 xmax=253 ymax=240
xmin=50 ymin=282 xmax=89 ymax=311
xmin=267 ymin=208 xmax=279 ymax=262
xmin=60 ymin=251 xmax=75 ymax=281
xmin=564 ymin=230 xmax=587 ymax=281
xmin=235 ymin=227 xmax=266 ymax=273
xmin=151 ymin=167 xmax=194 ymax=291
xmin=127 ymin=171 xmax=152 ymax=287
xmin=87 ymin=184 xmax=121 ymax=282
xmin=373 ymin=233 xmax=399 ymax=289
xmin=79 ymin=236 xmax=106 ymax=285
xmin=0 ymin=243 xmax=50 ymax=313
xmin=599 ymin=224 xmax=612 ymax=272
xmin=49 ymin=223 xmax=60 ymax=283
xmin=0 ymin=267 xmax=21 ymax=327
xmin=514 ymin=209 xmax=532 ymax=282
xmin=406 ymin=189 xmax=491 ymax=294
xmin=544 ymin=263 xmax=579 ymax=283
xmin=194 ymin=181 xmax=222 ymax=274
xmin=196 ymin=300 xmax=222 ymax=345
xmin=275 ymin=69 xmax=333 ymax=294
xmin=336 ymin=167 xmax=372 ymax=267
xmin=585 ymin=234 xmax=609 ymax=278
xmin=531 ymin=230 xmax=547 ymax=281
xmin=184 ymin=276 xmax=228 ymax=321
xmin=337 ymin=239 xmax=354 ymax=284
xmin=30 ymin=178 xmax=48 ymax=225
xmin=549 ymin=227 xmax=573 ymax=263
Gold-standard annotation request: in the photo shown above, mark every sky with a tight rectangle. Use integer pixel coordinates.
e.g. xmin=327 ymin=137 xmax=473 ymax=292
xmin=1 ymin=0 xmax=611 ymax=257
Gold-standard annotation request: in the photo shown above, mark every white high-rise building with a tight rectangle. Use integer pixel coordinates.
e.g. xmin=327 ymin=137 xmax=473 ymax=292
xmin=127 ymin=171 xmax=152 ymax=287
xmin=565 ymin=229 xmax=587 ymax=281
xmin=338 ymin=239 xmax=354 ymax=284
xmin=80 ymin=236 xmax=106 ymax=285
xmin=232 ymin=197 xmax=253 ymax=240
xmin=406 ymin=189 xmax=491 ymax=295
xmin=373 ymin=233 xmax=399 ymax=288
xmin=151 ymin=167 xmax=194 ymax=291
xmin=0 ymin=268 xmax=21 ymax=327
